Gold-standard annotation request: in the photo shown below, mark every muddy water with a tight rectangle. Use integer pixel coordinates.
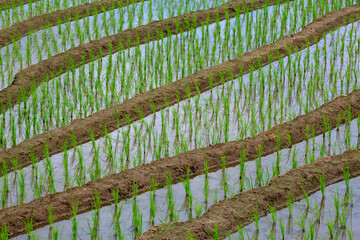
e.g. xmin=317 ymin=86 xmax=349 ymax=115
xmin=12 ymin=116 xmax=360 ymax=239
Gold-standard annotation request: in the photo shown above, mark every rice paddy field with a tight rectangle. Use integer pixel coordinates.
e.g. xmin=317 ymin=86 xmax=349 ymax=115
xmin=1 ymin=0 xmax=360 ymax=239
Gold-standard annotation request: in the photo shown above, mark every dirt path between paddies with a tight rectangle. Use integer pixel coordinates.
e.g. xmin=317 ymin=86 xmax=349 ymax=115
xmin=0 ymin=0 xmax=144 ymax=48
xmin=0 ymin=0 xmax=292 ymax=113
xmin=1 ymin=89 xmax=360 ymax=237
xmin=0 ymin=0 xmax=40 ymax=10
xmin=140 ymin=148 xmax=360 ymax=239
xmin=0 ymin=4 xmax=359 ymax=175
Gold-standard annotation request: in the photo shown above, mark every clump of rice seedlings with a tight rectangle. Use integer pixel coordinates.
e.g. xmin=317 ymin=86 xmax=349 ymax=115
xmin=132 ymin=182 xmax=142 ymax=237
xmin=252 ymin=208 xmax=260 ymax=233
xmin=344 ymin=160 xmax=350 ymax=191
xmin=194 ymin=201 xmax=204 ymax=218
xmin=17 ymin=169 xmax=25 ymax=204
xmin=269 ymin=205 xmax=277 ymax=227
xmin=296 ymin=210 xmax=308 ymax=233
xmin=112 ymin=187 xmax=123 ymax=238
xmin=239 ymin=147 xmax=246 ymax=192
xmin=275 ymin=133 xmax=282 ymax=176
xmin=149 ymin=177 xmax=157 ymax=225
xmin=339 ymin=203 xmax=349 ymax=230
xmin=302 ymin=187 xmax=310 ymax=208
xmin=1 ymin=162 xmax=9 ymax=208
xmin=62 ymin=141 xmax=69 ymax=188
xmin=89 ymin=131 xmax=101 ymax=181
xmin=88 ymin=193 xmax=101 ymax=240
xmin=291 ymin=146 xmax=299 ymax=169
xmin=181 ymin=167 xmax=193 ymax=219
xmin=327 ymin=218 xmax=336 ymax=239
xmin=71 ymin=201 xmax=79 ymax=239
xmin=221 ymin=155 xmax=228 ymax=198
xmin=48 ymin=206 xmax=58 ymax=240
xmin=0 ymin=224 xmax=8 ymax=240
xmin=311 ymin=199 xmax=322 ymax=225
xmin=307 ymin=218 xmax=316 ymax=239
xmin=166 ymin=173 xmax=178 ymax=222
xmin=319 ymin=173 xmax=326 ymax=197
xmin=279 ymin=216 xmax=285 ymax=240
xmin=256 ymin=145 xmax=263 ymax=187
xmin=25 ymin=217 xmax=38 ymax=239
xmin=287 ymin=194 xmax=294 ymax=217
xmin=43 ymin=143 xmax=56 ymax=194
xmin=204 ymin=160 xmax=209 ymax=206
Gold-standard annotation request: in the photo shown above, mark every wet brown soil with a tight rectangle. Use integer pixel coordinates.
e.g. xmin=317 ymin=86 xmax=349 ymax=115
xmin=0 ymin=0 xmax=40 ymax=10
xmin=0 ymin=4 xmax=359 ymax=176
xmin=0 ymin=88 xmax=360 ymax=237
xmin=140 ymin=148 xmax=360 ymax=239
xmin=0 ymin=0 xmax=143 ymax=48
xmin=0 ymin=0 xmax=289 ymax=113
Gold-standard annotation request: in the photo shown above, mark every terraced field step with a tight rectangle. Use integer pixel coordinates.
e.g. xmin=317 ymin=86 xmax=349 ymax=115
xmin=0 ymin=86 xmax=359 ymax=237
xmin=0 ymin=4 xmax=359 ymax=175
xmin=140 ymin=147 xmax=360 ymax=239
xmin=0 ymin=0 xmax=290 ymax=112
xmin=0 ymin=0 xmax=144 ymax=48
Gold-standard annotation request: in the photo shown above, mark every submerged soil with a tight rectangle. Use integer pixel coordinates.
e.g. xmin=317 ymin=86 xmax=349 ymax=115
xmin=0 ymin=0 xmax=289 ymax=113
xmin=0 ymin=0 xmax=144 ymax=48
xmin=0 ymin=4 xmax=359 ymax=175
xmin=140 ymin=148 xmax=360 ymax=239
xmin=0 ymin=88 xmax=360 ymax=237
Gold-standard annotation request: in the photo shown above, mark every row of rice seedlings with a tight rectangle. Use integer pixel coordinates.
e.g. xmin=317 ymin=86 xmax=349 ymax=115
xmin=0 ymin=20 xmax=358 ymax=209
xmin=227 ymin=172 xmax=360 ymax=239
xmin=0 ymin=0 xmax=97 ymax=29
xmin=0 ymin=0 xmax=226 ymax=89
xmin=12 ymin=116 xmax=359 ymax=239
xmin=1 ymin=0 xmax=353 ymax=148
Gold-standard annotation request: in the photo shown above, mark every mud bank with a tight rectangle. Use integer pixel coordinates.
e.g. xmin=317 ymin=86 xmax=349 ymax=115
xmin=0 ymin=5 xmax=359 ymax=175
xmin=0 ymin=86 xmax=359 ymax=237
